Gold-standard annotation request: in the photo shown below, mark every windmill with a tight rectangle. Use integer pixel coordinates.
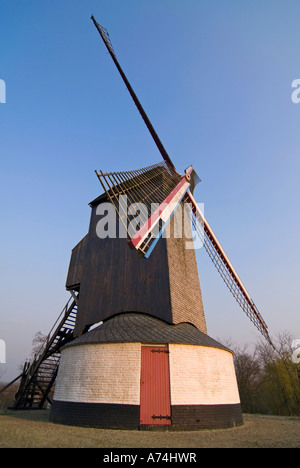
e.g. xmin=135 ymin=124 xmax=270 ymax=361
xmin=5 ymin=16 xmax=271 ymax=430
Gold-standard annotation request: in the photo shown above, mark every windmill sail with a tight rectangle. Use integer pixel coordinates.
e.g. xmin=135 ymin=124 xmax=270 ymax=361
xmin=92 ymin=16 xmax=271 ymax=344
xmin=96 ymin=162 xmax=271 ymax=343
xmin=184 ymin=191 xmax=271 ymax=344
xmin=91 ymin=16 xmax=176 ymax=173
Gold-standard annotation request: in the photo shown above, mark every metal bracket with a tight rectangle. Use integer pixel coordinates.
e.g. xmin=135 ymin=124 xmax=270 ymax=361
xmin=152 ymin=415 xmax=171 ymax=420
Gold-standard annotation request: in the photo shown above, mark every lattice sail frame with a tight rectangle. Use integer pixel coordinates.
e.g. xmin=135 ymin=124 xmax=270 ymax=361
xmin=95 ymin=161 xmax=189 ymax=257
xmin=95 ymin=164 xmax=271 ymax=344
xmin=184 ymin=191 xmax=271 ymax=344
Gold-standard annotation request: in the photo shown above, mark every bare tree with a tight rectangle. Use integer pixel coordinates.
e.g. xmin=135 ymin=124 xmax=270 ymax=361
xmin=233 ymin=345 xmax=263 ymax=413
xmin=231 ymin=332 xmax=300 ymax=416
xmin=30 ymin=331 xmax=47 ymax=360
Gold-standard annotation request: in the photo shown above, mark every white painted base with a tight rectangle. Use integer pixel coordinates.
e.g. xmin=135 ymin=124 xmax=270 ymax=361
xmin=53 ymin=342 xmax=240 ymax=406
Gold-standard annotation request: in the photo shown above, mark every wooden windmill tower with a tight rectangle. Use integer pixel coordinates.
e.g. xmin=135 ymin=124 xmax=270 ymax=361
xmin=7 ymin=17 xmax=271 ymax=430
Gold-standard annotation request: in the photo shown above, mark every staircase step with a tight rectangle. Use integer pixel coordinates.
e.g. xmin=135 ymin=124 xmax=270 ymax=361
xmin=11 ymin=297 xmax=78 ymax=409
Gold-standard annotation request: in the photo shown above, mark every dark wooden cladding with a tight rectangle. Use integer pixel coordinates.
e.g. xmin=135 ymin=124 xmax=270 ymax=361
xmin=66 ymin=196 xmax=206 ymax=337
xmin=66 ymin=235 xmax=88 ymax=291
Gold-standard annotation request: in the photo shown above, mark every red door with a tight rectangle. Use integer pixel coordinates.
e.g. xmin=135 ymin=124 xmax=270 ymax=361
xmin=140 ymin=346 xmax=171 ymax=426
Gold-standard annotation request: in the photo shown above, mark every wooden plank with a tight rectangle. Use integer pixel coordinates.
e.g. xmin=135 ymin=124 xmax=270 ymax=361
xmin=140 ymin=346 xmax=171 ymax=426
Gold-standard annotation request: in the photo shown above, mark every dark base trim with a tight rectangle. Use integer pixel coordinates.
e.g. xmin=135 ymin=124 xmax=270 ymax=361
xmin=51 ymin=400 xmax=243 ymax=430
xmin=171 ymin=404 xmax=243 ymax=430
xmin=50 ymin=401 xmax=140 ymax=429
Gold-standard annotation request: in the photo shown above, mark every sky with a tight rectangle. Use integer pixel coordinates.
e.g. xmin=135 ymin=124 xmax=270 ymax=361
xmin=0 ymin=0 xmax=300 ymax=382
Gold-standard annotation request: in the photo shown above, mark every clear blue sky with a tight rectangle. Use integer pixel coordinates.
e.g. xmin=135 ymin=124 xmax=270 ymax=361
xmin=1 ymin=0 xmax=299 ymax=381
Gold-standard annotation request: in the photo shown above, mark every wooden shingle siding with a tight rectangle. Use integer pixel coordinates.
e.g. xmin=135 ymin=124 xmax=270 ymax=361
xmin=168 ymin=344 xmax=240 ymax=406
xmin=53 ymin=343 xmax=141 ymax=405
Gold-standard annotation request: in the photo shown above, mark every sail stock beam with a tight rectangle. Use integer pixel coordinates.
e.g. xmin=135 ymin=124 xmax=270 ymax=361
xmin=128 ymin=166 xmax=194 ymax=257
xmin=91 ymin=15 xmax=177 ymax=173
xmin=184 ymin=191 xmax=272 ymax=345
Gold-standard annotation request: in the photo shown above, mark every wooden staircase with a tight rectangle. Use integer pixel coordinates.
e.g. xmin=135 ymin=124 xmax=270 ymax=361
xmin=10 ymin=295 xmax=78 ymax=409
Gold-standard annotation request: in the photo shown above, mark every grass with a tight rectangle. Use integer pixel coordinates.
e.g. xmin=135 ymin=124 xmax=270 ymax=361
xmin=0 ymin=410 xmax=299 ymax=448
